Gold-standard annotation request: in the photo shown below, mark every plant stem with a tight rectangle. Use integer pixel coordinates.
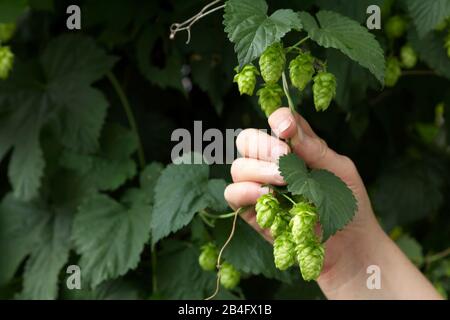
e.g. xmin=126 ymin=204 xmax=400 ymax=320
xmin=107 ymin=72 xmax=146 ymax=169
xmin=200 ymin=210 xmax=237 ymax=220
xmin=282 ymin=71 xmax=295 ymax=113
xmin=287 ymin=36 xmax=310 ymax=52
xmin=426 ymin=247 xmax=450 ymax=265
xmin=282 ymin=193 xmax=297 ymax=205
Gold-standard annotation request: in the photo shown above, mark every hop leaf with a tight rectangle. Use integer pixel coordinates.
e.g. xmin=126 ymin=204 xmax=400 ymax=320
xmin=0 ymin=46 xmax=14 ymax=80
xmin=273 ymin=232 xmax=296 ymax=270
xmin=259 ymin=42 xmax=286 ymax=83
xmin=198 ymin=243 xmax=218 ymax=271
xmin=385 ymin=57 xmax=402 ymax=87
xmin=255 ymin=193 xmax=279 ymax=228
xmin=313 ymin=71 xmax=336 ymax=112
xmin=257 ymin=83 xmax=284 ymax=117
xmin=270 ymin=214 xmax=289 ymax=239
xmin=289 ymin=52 xmax=315 ymax=91
xmin=289 ymin=202 xmax=318 ymax=244
xmin=296 ymin=241 xmax=325 ymax=281
xmin=0 ymin=23 xmax=16 ymax=43
xmin=219 ymin=262 xmax=240 ymax=289
xmin=385 ymin=15 xmax=408 ymax=39
xmin=233 ymin=64 xmax=259 ymax=96
xmin=400 ymin=44 xmax=418 ymax=69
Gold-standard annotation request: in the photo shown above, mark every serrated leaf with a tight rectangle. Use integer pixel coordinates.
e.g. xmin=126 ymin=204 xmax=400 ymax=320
xmin=396 ymin=235 xmax=424 ymax=267
xmin=140 ymin=162 xmax=164 ymax=203
xmin=73 ymin=194 xmax=152 ymax=288
xmin=409 ymin=29 xmax=450 ymax=80
xmin=213 ymin=219 xmax=298 ymax=283
xmin=299 ymin=10 xmax=385 ymax=84
xmin=205 ymin=179 xmax=229 ymax=212
xmin=21 ymin=209 xmax=72 ymax=300
xmin=406 ymin=0 xmax=450 ymax=38
xmin=223 ymin=0 xmax=302 ymax=66
xmin=279 ymin=154 xmax=357 ymax=241
xmin=151 ymin=161 xmax=210 ymax=244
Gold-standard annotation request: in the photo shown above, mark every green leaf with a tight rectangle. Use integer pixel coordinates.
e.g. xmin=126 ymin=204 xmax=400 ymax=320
xmin=0 ymin=0 xmax=27 ymax=23
xmin=279 ymin=154 xmax=357 ymax=241
xmin=316 ymin=0 xmax=384 ymax=23
xmin=213 ymin=219 xmax=298 ymax=283
xmin=21 ymin=209 xmax=72 ymax=300
xmin=409 ymin=29 xmax=450 ymax=80
xmin=205 ymin=179 xmax=229 ymax=212
xmin=151 ymin=161 xmax=210 ymax=244
xmin=299 ymin=10 xmax=385 ymax=84
xmin=223 ymin=0 xmax=302 ymax=66
xmin=61 ymin=278 xmax=141 ymax=300
xmin=406 ymin=0 xmax=450 ymax=38
xmin=72 ymin=194 xmax=152 ymax=288
xmin=140 ymin=162 xmax=164 ymax=203
xmin=396 ymin=234 xmax=424 ymax=267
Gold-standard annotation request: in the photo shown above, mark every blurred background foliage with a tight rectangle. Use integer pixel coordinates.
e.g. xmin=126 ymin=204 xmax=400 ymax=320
xmin=0 ymin=0 xmax=449 ymax=300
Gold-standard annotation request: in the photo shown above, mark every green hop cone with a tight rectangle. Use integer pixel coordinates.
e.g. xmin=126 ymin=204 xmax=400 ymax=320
xmin=255 ymin=193 xmax=279 ymax=228
xmin=198 ymin=243 xmax=218 ymax=271
xmin=385 ymin=15 xmax=407 ymax=39
xmin=270 ymin=214 xmax=289 ymax=239
xmin=0 ymin=46 xmax=14 ymax=80
xmin=289 ymin=52 xmax=315 ymax=91
xmin=289 ymin=202 xmax=318 ymax=244
xmin=400 ymin=44 xmax=417 ymax=69
xmin=257 ymin=83 xmax=283 ymax=117
xmin=435 ymin=19 xmax=449 ymax=32
xmin=296 ymin=242 xmax=325 ymax=281
xmin=313 ymin=72 xmax=336 ymax=112
xmin=219 ymin=262 xmax=240 ymax=290
xmin=385 ymin=57 xmax=401 ymax=87
xmin=233 ymin=64 xmax=259 ymax=96
xmin=259 ymin=42 xmax=285 ymax=84
xmin=273 ymin=232 xmax=296 ymax=270
xmin=0 ymin=23 xmax=16 ymax=43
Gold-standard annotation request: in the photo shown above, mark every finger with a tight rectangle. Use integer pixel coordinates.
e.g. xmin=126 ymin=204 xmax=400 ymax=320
xmin=231 ymin=158 xmax=285 ymax=185
xmin=224 ymin=182 xmax=268 ymax=210
xmin=236 ymin=128 xmax=290 ymax=163
xmin=268 ymin=108 xmax=355 ymax=177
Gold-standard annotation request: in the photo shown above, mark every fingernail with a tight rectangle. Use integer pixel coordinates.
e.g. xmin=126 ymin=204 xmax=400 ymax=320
xmin=271 ymin=145 xmax=289 ymax=162
xmin=275 ymin=118 xmax=292 ymax=136
xmin=259 ymin=186 xmax=270 ymax=196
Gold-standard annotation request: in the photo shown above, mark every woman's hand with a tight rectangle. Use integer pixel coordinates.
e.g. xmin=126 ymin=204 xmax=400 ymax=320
xmin=224 ymin=107 xmax=441 ymax=300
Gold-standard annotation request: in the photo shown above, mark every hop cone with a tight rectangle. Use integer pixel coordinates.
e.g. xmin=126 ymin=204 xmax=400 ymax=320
xmin=259 ymin=42 xmax=285 ymax=83
xmin=233 ymin=64 xmax=259 ymax=96
xmin=289 ymin=202 xmax=318 ymax=243
xmin=385 ymin=57 xmax=401 ymax=87
xmin=296 ymin=242 xmax=325 ymax=281
xmin=219 ymin=262 xmax=240 ymax=289
xmin=400 ymin=44 xmax=417 ymax=69
xmin=0 ymin=46 xmax=14 ymax=80
xmin=257 ymin=83 xmax=283 ymax=117
xmin=198 ymin=243 xmax=218 ymax=271
xmin=255 ymin=193 xmax=279 ymax=228
xmin=0 ymin=23 xmax=15 ymax=43
xmin=313 ymin=72 xmax=336 ymax=112
xmin=445 ymin=31 xmax=450 ymax=58
xmin=289 ymin=52 xmax=315 ymax=91
xmin=270 ymin=214 xmax=289 ymax=239
xmin=385 ymin=15 xmax=407 ymax=39
xmin=273 ymin=232 xmax=296 ymax=270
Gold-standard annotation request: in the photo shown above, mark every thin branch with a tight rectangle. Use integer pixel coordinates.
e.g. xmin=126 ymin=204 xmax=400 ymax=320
xmin=170 ymin=0 xmax=225 ymax=44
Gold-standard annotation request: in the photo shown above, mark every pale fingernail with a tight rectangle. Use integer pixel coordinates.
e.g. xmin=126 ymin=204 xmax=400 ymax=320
xmin=259 ymin=186 xmax=270 ymax=196
xmin=275 ymin=118 xmax=292 ymax=136
xmin=271 ymin=145 xmax=289 ymax=162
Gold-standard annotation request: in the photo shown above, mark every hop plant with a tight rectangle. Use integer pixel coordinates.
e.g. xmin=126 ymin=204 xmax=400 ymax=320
xmin=198 ymin=243 xmax=218 ymax=271
xmin=233 ymin=64 xmax=259 ymax=96
xmin=400 ymin=44 xmax=417 ymax=69
xmin=273 ymin=232 xmax=296 ymax=270
xmin=257 ymin=83 xmax=283 ymax=117
xmin=219 ymin=262 xmax=240 ymax=290
xmin=0 ymin=46 xmax=14 ymax=80
xmin=289 ymin=202 xmax=318 ymax=244
xmin=385 ymin=57 xmax=401 ymax=87
xmin=296 ymin=242 xmax=325 ymax=281
xmin=270 ymin=214 xmax=289 ymax=238
xmin=445 ymin=31 xmax=450 ymax=58
xmin=0 ymin=23 xmax=15 ymax=43
xmin=385 ymin=15 xmax=407 ymax=39
xmin=313 ymin=71 xmax=336 ymax=112
xmin=259 ymin=42 xmax=285 ymax=84
xmin=289 ymin=52 xmax=315 ymax=91
xmin=255 ymin=193 xmax=280 ymax=228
